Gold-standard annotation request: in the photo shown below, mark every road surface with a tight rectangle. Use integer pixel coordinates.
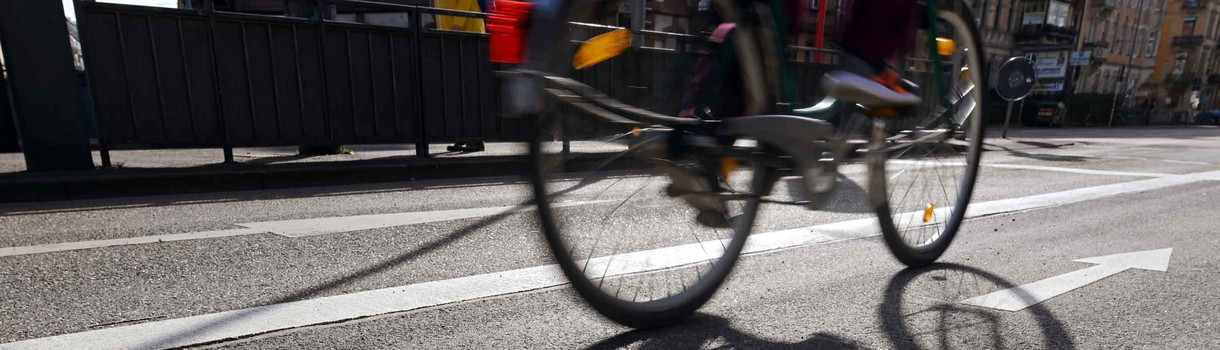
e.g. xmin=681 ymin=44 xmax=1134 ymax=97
xmin=1 ymin=127 xmax=1218 ymax=349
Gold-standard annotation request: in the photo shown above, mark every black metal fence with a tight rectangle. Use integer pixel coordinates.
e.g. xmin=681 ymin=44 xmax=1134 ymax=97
xmin=74 ymin=0 xmax=839 ymax=164
xmin=0 ymin=70 xmax=18 ymax=153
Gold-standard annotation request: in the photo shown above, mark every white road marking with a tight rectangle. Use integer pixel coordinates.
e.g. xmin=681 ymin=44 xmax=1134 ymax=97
xmin=889 ymin=159 xmax=1176 ymax=178
xmin=6 ymin=170 xmax=1218 ymax=350
xmin=1 ymin=161 xmax=1202 ymax=259
xmin=961 ymin=248 xmax=1173 ymax=311
xmin=983 ymin=164 xmax=1175 ymax=178
xmin=1107 ymin=156 xmax=1212 ymax=165
xmin=237 ymin=201 xmax=611 ymax=238
xmin=0 ymin=201 xmax=610 ymax=257
xmin=0 ymin=228 xmax=265 ymax=258
xmin=1161 ymin=159 xmax=1211 ymax=165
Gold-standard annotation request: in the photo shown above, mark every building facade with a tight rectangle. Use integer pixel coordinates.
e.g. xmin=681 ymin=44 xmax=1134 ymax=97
xmin=1147 ymin=0 xmax=1220 ymax=112
xmin=976 ymin=0 xmax=1021 ymax=87
xmin=1075 ymin=0 xmax=1165 ymax=109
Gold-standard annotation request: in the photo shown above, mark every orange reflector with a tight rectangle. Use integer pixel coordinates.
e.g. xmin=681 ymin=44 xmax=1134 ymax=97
xmin=720 ymin=157 xmax=739 ymax=180
xmin=631 ymin=127 xmax=641 ymax=137
xmin=573 ymin=29 xmax=631 ymax=69
xmin=869 ymin=107 xmax=900 ymax=118
xmin=923 ymin=203 xmax=935 ymax=223
xmin=936 ymin=38 xmax=956 ymax=56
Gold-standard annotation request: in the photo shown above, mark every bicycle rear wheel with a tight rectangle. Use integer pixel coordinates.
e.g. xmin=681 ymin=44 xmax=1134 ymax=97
xmin=521 ymin=1 xmax=779 ymax=328
xmin=869 ymin=0 xmax=986 ymax=267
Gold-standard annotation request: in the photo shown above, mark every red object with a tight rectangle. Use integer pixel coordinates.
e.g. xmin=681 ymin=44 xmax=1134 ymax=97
xmin=488 ymin=0 xmax=532 ymax=63
xmin=814 ymin=0 xmax=827 ymax=62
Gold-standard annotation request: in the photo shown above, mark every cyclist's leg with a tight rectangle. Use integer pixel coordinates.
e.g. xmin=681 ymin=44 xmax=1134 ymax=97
xmin=838 ymin=0 xmax=919 ymax=64
xmin=822 ymin=0 xmax=922 ymax=107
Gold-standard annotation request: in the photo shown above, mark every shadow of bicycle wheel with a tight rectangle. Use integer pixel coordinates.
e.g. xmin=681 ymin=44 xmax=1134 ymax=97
xmin=878 ymin=263 xmax=1076 ymax=349
xmin=582 ymin=313 xmax=866 ymax=350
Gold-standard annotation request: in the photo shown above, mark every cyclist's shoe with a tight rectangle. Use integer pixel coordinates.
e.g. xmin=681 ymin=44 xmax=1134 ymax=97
xmin=822 ymin=53 xmax=921 ymax=108
xmin=664 ymin=161 xmax=732 ymax=228
xmin=630 ymin=129 xmax=732 ymax=228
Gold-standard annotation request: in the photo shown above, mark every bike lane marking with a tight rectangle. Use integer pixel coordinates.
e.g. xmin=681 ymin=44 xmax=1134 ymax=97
xmin=5 ymin=170 xmax=1219 ymax=350
xmin=1 ymin=161 xmax=1199 ymax=258
xmin=0 ymin=201 xmax=610 ymax=257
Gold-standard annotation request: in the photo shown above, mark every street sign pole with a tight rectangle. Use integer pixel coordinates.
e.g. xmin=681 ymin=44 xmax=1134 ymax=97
xmin=997 ymin=57 xmax=1037 ymax=138
xmin=1003 ymin=100 xmax=1015 ymax=138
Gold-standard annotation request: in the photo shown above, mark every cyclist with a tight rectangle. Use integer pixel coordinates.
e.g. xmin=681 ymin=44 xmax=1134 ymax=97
xmin=672 ymin=0 xmax=926 ymax=227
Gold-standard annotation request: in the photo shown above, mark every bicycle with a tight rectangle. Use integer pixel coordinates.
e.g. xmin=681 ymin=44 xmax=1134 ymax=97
xmin=496 ymin=0 xmax=986 ymax=328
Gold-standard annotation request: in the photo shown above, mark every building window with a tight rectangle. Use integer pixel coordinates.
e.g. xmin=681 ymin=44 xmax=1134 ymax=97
xmin=1023 ymin=1 xmax=1046 ymax=25
xmin=1184 ymin=17 xmax=1197 ymax=36
xmin=1208 ymin=15 xmax=1218 ymax=39
xmin=1008 ymin=0 xmax=1019 ymax=31
xmin=1119 ymin=22 xmax=1126 ymax=50
xmin=1047 ymin=1 xmax=1070 ymax=27
xmin=1146 ymin=32 xmax=1157 ymax=57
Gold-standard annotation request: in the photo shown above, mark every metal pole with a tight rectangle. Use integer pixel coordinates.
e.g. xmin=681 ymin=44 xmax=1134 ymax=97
xmin=1108 ymin=0 xmax=1145 ymax=127
xmin=629 ymin=0 xmax=644 ymax=47
xmin=1002 ymin=100 xmax=1014 ymax=138
xmin=814 ymin=0 xmax=828 ymax=62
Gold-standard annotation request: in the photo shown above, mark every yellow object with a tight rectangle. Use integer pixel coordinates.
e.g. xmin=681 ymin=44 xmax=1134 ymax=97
xmin=720 ymin=157 xmax=740 ymax=180
xmin=936 ymin=38 xmax=956 ymax=56
xmin=632 ymin=127 xmax=641 ymax=137
xmin=435 ymin=0 xmax=486 ymax=33
xmin=573 ymin=29 xmax=631 ymax=69
xmin=923 ymin=203 xmax=935 ymax=223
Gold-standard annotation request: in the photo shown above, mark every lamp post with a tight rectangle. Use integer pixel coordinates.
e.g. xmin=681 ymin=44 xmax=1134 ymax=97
xmin=1107 ymin=0 xmax=1146 ymax=127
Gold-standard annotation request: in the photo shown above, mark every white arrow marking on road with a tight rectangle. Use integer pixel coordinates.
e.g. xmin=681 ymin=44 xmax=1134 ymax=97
xmin=960 ymin=248 xmax=1173 ymax=312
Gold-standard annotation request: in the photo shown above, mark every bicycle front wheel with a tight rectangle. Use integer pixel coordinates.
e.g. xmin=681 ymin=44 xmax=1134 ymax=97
xmin=869 ymin=0 xmax=986 ymax=267
xmin=521 ymin=1 xmax=778 ymax=328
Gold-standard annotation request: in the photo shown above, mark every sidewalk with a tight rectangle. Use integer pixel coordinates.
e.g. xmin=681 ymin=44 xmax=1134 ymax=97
xmin=1 ymin=126 xmax=1215 ymax=203
xmin=0 ymin=143 xmax=546 ymax=203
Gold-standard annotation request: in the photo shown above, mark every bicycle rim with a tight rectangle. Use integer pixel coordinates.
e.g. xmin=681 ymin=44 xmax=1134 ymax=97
xmin=523 ymin=0 xmax=775 ymax=328
xmin=870 ymin=1 xmax=986 ymax=267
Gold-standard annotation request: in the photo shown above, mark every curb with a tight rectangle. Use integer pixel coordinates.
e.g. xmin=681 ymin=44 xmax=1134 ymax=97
xmin=0 ymin=156 xmax=532 ymax=204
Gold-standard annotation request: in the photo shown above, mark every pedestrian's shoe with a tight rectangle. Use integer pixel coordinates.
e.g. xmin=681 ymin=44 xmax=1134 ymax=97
xmin=821 ymin=52 xmax=921 ymax=109
xmin=447 ymin=142 xmax=485 ymax=153
xmin=463 ymin=141 xmax=485 ymax=152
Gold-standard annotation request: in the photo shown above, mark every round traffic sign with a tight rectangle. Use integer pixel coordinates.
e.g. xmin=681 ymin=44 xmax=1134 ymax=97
xmin=996 ymin=57 xmax=1036 ymax=101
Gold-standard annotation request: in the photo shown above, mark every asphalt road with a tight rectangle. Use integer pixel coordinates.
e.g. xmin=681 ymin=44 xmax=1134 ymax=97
xmin=1 ymin=127 xmax=1218 ymax=349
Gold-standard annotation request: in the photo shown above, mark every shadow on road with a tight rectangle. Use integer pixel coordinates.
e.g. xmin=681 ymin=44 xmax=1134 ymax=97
xmin=583 ymin=314 xmax=867 ymax=350
xmin=984 ymin=141 xmax=1091 ymax=162
xmin=132 ymin=202 xmax=531 ymax=349
xmin=878 ymin=263 xmax=1076 ymax=349
xmin=783 ymin=174 xmax=872 ymax=214
xmin=581 ymin=263 xmax=1076 ymax=350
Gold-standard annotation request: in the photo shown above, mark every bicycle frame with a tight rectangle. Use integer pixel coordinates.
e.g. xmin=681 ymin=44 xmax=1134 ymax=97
xmin=504 ymin=0 xmax=978 ymax=206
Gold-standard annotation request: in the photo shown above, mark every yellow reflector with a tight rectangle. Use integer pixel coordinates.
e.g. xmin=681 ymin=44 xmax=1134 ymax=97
xmin=720 ymin=157 xmax=739 ymax=180
xmin=573 ymin=29 xmax=631 ymax=70
xmin=923 ymin=203 xmax=935 ymax=223
xmin=936 ymin=38 xmax=956 ymax=56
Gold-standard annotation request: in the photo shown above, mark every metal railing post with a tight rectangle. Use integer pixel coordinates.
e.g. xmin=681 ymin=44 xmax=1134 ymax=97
xmin=73 ymin=0 xmax=113 ymax=167
xmin=413 ymin=8 xmax=430 ymax=157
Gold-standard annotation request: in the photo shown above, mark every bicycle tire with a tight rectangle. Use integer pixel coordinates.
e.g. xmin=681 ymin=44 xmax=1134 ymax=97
xmin=869 ymin=0 xmax=987 ymax=267
xmin=521 ymin=0 xmax=778 ymax=328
